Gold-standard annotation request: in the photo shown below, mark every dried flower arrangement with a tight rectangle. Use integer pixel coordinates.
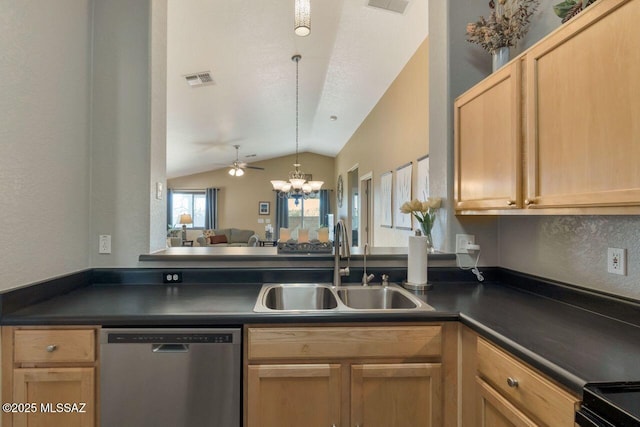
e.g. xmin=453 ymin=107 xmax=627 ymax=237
xmin=466 ymin=0 xmax=540 ymax=53
xmin=553 ymin=0 xmax=596 ymax=23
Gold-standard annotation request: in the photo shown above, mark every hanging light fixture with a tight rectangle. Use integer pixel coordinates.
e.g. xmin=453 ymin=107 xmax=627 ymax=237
xmin=294 ymin=0 xmax=311 ymax=36
xmin=271 ymin=55 xmax=323 ymax=205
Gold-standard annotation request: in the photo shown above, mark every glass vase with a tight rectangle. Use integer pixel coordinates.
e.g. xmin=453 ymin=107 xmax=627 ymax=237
xmin=492 ymin=46 xmax=510 ymax=72
xmin=419 ymin=222 xmax=435 ymax=254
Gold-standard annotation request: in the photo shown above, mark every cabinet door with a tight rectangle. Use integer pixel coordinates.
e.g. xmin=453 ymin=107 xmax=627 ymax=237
xmin=455 ymin=60 xmax=523 ymax=211
xmin=12 ymin=367 xmax=95 ymax=427
xmin=247 ymin=364 xmax=341 ymax=427
xmin=525 ymin=0 xmax=640 ymax=209
xmin=476 ymin=377 xmax=539 ymax=427
xmin=351 ymin=363 xmax=442 ymax=427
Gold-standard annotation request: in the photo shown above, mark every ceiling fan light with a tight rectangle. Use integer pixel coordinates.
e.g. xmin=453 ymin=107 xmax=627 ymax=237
xmin=235 ymin=168 xmax=244 ymax=176
xmin=228 ymin=168 xmax=236 ymax=176
xmin=294 ymin=0 xmax=310 ymax=36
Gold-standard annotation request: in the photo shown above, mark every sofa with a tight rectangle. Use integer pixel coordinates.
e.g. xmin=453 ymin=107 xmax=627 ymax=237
xmin=197 ymin=228 xmax=259 ymax=247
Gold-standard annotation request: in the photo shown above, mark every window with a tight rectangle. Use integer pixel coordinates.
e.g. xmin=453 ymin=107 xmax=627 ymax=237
xmin=171 ymin=191 xmax=206 ymax=228
xmin=288 ymin=198 xmax=320 ymax=239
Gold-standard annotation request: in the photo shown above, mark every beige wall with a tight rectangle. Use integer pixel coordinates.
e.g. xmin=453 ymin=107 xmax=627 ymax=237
xmin=335 ymin=37 xmax=429 ymax=247
xmin=168 ymin=152 xmax=335 ymax=239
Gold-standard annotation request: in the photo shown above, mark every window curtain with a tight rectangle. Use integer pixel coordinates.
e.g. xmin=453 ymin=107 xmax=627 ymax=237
xmin=319 ymin=189 xmax=331 ymax=227
xmin=275 ymin=193 xmax=289 ymax=240
xmin=205 ymin=188 xmax=219 ymax=230
xmin=167 ymin=188 xmax=174 ymax=228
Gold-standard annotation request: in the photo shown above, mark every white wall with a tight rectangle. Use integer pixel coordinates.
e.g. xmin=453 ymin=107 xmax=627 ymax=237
xmin=427 ymin=0 xmax=501 ymax=266
xmin=0 ymin=0 xmax=93 ymax=291
xmin=0 ymin=0 xmax=167 ymax=291
xmin=90 ymin=0 xmax=167 ymax=266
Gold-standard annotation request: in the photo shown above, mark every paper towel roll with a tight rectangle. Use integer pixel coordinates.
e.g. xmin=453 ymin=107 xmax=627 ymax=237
xmin=407 ymin=235 xmax=428 ymax=285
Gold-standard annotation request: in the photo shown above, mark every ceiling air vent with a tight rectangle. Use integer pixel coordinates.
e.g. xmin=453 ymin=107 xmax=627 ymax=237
xmin=368 ymin=0 xmax=409 ymax=14
xmin=184 ymin=71 xmax=215 ymax=87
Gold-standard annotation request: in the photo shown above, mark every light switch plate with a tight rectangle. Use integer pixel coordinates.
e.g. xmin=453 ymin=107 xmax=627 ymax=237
xmin=99 ymin=235 xmax=111 ymax=254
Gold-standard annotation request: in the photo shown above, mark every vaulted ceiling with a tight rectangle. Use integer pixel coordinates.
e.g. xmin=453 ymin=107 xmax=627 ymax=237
xmin=167 ymin=0 xmax=428 ymax=178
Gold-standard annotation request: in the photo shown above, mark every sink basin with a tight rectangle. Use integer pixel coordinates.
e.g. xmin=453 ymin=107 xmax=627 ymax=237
xmin=253 ymin=283 xmax=434 ymax=313
xmin=256 ymin=283 xmax=338 ymax=311
xmin=336 ymin=286 xmax=418 ymax=310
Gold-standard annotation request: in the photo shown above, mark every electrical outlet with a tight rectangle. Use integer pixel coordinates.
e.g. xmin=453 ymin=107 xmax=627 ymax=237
xmin=455 ymin=234 xmax=475 ymax=254
xmin=607 ymin=248 xmax=627 ymax=275
xmin=163 ymin=272 xmax=183 ymax=283
xmin=99 ymin=235 xmax=111 ymax=254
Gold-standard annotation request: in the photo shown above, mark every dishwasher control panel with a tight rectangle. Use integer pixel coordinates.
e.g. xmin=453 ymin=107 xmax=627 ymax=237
xmin=107 ymin=332 xmax=234 ymax=344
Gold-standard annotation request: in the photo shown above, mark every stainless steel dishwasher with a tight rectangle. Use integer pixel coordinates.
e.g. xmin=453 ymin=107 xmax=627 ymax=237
xmin=100 ymin=328 xmax=241 ymax=427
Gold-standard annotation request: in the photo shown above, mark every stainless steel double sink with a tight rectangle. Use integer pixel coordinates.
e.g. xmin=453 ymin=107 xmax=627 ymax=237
xmin=253 ymin=283 xmax=434 ymax=313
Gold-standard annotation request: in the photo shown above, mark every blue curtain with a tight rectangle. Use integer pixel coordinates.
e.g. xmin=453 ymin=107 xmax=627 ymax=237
xmin=275 ymin=193 xmax=289 ymax=239
xmin=319 ymin=189 xmax=331 ymax=227
xmin=166 ymin=188 xmax=174 ymax=228
xmin=205 ymin=188 xmax=219 ymax=229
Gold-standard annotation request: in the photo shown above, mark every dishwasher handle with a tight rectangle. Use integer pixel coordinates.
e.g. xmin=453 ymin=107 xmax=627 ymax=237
xmin=152 ymin=344 xmax=189 ymax=353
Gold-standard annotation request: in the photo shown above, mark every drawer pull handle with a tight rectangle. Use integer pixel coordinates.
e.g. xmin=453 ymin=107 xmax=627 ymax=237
xmin=524 ymin=199 xmax=535 ymax=206
xmin=507 ymin=377 xmax=519 ymax=388
xmin=46 ymin=344 xmax=57 ymax=353
xmin=507 ymin=200 xmax=516 ymax=206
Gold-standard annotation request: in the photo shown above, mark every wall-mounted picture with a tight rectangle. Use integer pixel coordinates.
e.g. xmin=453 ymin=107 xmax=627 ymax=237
xmin=395 ymin=162 xmax=413 ymax=230
xmin=380 ymin=171 xmax=393 ymax=228
xmin=258 ymin=201 xmax=270 ymax=215
xmin=417 ymin=155 xmax=429 ymax=200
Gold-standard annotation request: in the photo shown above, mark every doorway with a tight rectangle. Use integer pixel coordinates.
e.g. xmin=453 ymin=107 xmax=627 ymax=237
xmin=359 ymin=173 xmax=372 ymax=247
xmin=347 ymin=167 xmax=359 ymax=247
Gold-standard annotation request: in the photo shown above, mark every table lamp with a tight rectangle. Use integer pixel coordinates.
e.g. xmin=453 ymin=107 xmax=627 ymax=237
xmin=179 ymin=213 xmax=193 ymax=241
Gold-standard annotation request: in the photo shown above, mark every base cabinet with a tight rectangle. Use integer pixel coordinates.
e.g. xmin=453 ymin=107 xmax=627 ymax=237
xmin=461 ymin=327 xmax=580 ymax=427
xmin=245 ymin=324 xmax=455 ymax=427
xmin=1 ymin=326 xmax=98 ymax=427
xmin=477 ymin=377 xmax=537 ymax=427
xmin=351 ymin=363 xmax=442 ymax=427
xmin=247 ymin=364 xmax=341 ymax=427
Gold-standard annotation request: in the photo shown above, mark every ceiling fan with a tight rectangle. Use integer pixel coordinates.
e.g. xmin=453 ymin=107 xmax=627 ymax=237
xmin=227 ymin=145 xmax=264 ymax=176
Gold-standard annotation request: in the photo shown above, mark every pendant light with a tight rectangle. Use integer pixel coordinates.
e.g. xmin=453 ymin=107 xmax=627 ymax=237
xmin=294 ymin=0 xmax=311 ymax=36
xmin=271 ymin=55 xmax=323 ymax=204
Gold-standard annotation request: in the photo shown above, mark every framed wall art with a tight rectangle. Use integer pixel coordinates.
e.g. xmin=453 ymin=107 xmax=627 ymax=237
xmin=258 ymin=201 xmax=270 ymax=215
xmin=394 ymin=162 xmax=413 ymax=230
xmin=416 ymin=155 xmax=429 ymax=200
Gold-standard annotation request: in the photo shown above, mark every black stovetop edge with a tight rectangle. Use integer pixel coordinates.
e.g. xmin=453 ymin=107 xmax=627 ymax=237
xmin=581 ymin=382 xmax=640 ymax=425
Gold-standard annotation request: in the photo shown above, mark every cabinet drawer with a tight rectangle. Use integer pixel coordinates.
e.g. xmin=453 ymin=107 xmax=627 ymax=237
xmin=248 ymin=325 xmax=442 ymax=361
xmin=14 ymin=329 xmax=95 ymax=363
xmin=477 ymin=338 xmax=578 ymax=427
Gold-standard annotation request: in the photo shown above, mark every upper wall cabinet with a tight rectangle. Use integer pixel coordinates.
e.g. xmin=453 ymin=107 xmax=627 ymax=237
xmin=455 ymin=60 xmax=523 ymax=211
xmin=455 ymin=0 xmax=640 ymax=214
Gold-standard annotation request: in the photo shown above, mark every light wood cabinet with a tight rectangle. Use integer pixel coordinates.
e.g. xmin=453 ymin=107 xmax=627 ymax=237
xmin=247 ymin=364 xmax=341 ymax=427
xmin=455 ymin=0 xmax=640 ymax=214
xmin=524 ymin=0 xmax=640 ymax=209
xmin=351 ymin=363 xmax=442 ymax=427
xmin=455 ymin=59 xmax=523 ymax=211
xmin=461 ymin=333 xmax=580 ymax=427
xmin=245 ymin=323 xmax=456 ymax=427
xmin=1 ymin=326 xmax=98 ymax=427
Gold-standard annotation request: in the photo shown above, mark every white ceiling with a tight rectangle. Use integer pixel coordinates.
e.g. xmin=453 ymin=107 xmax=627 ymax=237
xmin=167 ymin=0 xmax=428 ymax=179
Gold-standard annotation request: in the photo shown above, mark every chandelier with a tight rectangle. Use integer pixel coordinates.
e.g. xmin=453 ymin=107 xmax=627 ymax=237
xmin=271 ymin=55 xmax=323 ymax=204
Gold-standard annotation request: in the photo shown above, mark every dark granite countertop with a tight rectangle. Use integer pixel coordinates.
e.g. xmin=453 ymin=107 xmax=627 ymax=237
xmin=2 ymin=268 xmax=640 ymax=396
